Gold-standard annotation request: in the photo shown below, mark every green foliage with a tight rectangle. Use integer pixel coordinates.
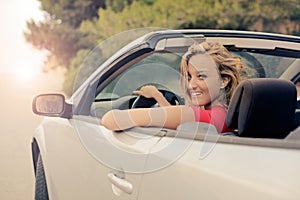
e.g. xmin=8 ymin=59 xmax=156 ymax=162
xmin=39 ymin=0 xmax=105 ymax=28
xmin=63 ymin=47 xmax=105 ymax=95
xmin=25 ymin=19 xmax=93 ymax=67
xmin=24 ymin=0 xmax=105 ymax=68
xmin=25 ymin=0 xmax=300 ymax=96
xmin=63 ymin=49 xmax=90 ymax=96
xmin=84 ymin=0 xmax=300 ymax=35
xmin=106 ymin=0 xmax=134 ymax=12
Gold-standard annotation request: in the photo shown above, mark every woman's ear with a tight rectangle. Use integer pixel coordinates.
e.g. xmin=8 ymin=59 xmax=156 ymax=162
xmin=221 ymin=76 xmax=231 ymax=89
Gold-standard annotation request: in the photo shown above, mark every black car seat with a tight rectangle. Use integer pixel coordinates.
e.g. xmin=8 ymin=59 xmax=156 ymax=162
xmin=226 ymin=78 xmax=297 ymax=138
xmin=293 ymin=100 xmax=300 ymax=129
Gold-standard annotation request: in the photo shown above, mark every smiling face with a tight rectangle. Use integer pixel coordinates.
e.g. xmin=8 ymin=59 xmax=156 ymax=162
xmin=186 ymin=54 xmax=225 ymax=109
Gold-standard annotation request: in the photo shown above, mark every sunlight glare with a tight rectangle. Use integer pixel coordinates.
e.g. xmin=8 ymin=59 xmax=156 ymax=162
xmin=0 ymin=0 xmax=45 ymax=75
xmin=15 ymin=67 xmax=39 ymax=82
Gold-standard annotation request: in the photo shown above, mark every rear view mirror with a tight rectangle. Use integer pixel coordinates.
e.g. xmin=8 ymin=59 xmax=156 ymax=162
xmin=32 ymin=93 xmax=72 ymax=118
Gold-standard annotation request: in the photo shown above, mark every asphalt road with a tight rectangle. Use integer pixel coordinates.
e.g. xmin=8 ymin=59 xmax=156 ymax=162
xmin=0 ymin=71 xmax=64 ymax=200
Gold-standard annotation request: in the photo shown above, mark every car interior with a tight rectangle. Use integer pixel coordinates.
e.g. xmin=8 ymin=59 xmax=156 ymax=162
xmin=90 ymin=38 xmax=300 ymax=144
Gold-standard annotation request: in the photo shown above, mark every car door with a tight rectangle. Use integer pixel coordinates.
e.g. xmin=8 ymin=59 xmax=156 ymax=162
xmin=38 ymin=118 xmax=148 ymax=200
xmin=68 ymin=47 xmax=184 ymax=199
xmin=137 ymin=128 xmax=300 ymax=200
xmin=69 ymin=115 xmax=161 ymax=199
xmin=42 ymin=94 xmax=159 ymax=199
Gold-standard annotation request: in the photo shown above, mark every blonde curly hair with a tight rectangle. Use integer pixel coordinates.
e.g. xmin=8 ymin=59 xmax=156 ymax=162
xmin=180 ymin=42 xmax=249 ymax=107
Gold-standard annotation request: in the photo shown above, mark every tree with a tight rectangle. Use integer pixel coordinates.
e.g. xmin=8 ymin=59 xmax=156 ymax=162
xmin=24 ymin=0 xmax=105 ymax=69
xmin=25 ymin=0 xmax=300 ymax=96
xmin=82 ymin=0 xmax=300 ymax=36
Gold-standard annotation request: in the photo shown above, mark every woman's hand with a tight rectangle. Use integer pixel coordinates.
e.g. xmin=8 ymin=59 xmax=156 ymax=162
xmin=133 ymin=85 xmax=160 ymax=98
xmin=133 ymin=85 xmax=171 ymax=106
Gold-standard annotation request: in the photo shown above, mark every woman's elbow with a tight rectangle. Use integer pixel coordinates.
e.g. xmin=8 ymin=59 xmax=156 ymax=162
xmin=101 ymin=110 xmax=120 ymax=131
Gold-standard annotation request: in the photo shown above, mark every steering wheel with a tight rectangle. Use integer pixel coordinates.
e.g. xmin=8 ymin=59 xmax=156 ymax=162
xmin=131 ymin=89 xmax=184 ymax=108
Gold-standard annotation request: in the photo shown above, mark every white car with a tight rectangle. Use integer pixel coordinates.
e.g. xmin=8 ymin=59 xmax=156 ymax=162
xmin=32 ymin=29 xmax=300 ymax=200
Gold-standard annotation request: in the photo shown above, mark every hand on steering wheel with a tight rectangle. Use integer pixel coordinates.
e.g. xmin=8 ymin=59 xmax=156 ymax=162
xmin=131 ymin=85 xmax=184 ymax=108
xmin=133 ymin=85 xmax=160 ymax=99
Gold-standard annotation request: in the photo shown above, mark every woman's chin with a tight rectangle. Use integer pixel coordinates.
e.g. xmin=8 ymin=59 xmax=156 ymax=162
xmin=191 ymin=98 xmax=209 ymax=108
xmin=191 ymin=101 xmax=204 ymax=107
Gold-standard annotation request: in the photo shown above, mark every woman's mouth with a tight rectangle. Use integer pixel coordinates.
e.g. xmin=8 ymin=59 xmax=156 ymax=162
xmin=190 ymin=92 xmax=203 ymax=97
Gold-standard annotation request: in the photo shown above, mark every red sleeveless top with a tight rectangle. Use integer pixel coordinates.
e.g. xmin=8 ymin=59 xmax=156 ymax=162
xmin=190 ymin=105 xmax=232 ymax=133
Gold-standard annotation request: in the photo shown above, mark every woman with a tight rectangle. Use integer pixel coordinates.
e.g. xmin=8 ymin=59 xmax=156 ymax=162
xmin=101 ymin=42 xmax=248 ymax=133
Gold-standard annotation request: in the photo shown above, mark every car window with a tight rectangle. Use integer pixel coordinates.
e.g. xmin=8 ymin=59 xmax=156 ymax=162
xmin=250 ymin=53 xmax=294 ymax=78
xmin=91 ymin=52 xmax=183 ymax=118
xmin=95 ymin=52 xmax=183 ymax=101
xmin=230 ymin=51 xmax=294 ymax=78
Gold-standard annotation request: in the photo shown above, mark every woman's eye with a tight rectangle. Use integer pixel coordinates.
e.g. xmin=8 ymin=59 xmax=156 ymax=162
xmin=197 ymin=74 xmax=207 ymax=79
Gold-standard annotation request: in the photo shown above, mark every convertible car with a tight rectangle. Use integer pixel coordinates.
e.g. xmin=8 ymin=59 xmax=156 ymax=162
xmin=32 ymin=29 xmax=300 ymax=200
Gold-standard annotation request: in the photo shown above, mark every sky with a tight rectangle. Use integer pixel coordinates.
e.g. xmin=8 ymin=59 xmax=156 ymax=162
xmin=0 ymin=0 xmax=45 ymax=78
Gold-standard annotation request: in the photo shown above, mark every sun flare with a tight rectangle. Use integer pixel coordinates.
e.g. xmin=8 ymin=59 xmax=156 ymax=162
xmin=15 ymin=67 xmax=39 ymax=82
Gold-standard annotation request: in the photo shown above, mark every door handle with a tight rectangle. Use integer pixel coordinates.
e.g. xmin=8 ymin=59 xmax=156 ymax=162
xmin=107 ymin=173 xmax=133 ymax=194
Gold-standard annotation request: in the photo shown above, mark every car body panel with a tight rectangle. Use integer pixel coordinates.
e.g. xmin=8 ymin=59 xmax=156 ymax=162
xmin=139 ymin=136 xmax=300 ymax=200
xmin=34 ymin=116 xmax=164 ymax=199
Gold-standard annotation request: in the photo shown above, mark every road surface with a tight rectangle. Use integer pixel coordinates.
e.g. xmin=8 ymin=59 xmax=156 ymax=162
xmin=0 ymin=70 xmax=64 ymax=200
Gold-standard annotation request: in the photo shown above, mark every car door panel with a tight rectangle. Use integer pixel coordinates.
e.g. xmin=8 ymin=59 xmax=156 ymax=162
xmin=38 ymin=116 xmax=160 ymax=200
xmin=139 ymin=136 xmax=300 ymax=200
xmin=37 ymin=117 xmax=119 ymax=199
xmin=69 ymin=116 xmax=161 ymax=199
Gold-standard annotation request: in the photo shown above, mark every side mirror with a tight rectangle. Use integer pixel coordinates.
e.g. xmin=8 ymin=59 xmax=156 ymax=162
xmin=32 ymin=93 xmax=72 ymax=118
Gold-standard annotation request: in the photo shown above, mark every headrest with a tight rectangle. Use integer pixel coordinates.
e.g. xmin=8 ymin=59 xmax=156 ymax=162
xmin=226 ymin=78 xmax=296 ymax=138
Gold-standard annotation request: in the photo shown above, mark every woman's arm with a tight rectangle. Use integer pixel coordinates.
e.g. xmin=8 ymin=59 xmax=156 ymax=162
xmin=101 ymin=106 xmax=195 ymax=131
xmin=133 ymin=85 xmax=171 ymax=106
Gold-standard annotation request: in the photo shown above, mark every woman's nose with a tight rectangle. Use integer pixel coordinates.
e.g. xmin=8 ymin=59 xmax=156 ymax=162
xmin=188 ymin=77 xmax=197 ymax=89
